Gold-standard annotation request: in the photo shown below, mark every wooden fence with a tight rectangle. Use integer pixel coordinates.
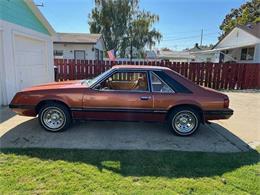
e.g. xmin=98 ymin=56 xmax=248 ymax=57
xmin=54 ymin=59 xmax=260 ymax=90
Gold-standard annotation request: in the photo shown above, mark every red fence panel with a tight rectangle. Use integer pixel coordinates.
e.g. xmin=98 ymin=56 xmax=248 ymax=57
xmin=54 ymin=60 xmax=260 ymax=90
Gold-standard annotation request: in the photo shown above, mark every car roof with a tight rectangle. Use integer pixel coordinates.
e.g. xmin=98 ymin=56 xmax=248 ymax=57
xmin=112 ymin=65 xmax=171 ymax=71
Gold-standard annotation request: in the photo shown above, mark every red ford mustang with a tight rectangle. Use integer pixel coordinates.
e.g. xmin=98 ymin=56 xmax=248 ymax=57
xmin=9 ymin=65 xmax=233 ymax=136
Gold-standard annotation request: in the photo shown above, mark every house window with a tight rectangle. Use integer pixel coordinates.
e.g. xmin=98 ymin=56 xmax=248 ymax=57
xmin=53 ymin=50 xmax=63 ymax=57
xmin=95 ymin=49 xmax=99 ymax=60
xmin=74 ymin=50 xmax=85 ymax=60
xmin=240 ymin=47 xmax=255 ymax=60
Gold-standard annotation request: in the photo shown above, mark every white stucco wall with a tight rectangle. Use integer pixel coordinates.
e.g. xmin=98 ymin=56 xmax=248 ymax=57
xmin=0 ymin=20 xmax=54 ymax=105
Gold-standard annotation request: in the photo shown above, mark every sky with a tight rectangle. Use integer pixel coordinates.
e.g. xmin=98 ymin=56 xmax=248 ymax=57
xmin=35 ymin=0 xmax=247 ymax=51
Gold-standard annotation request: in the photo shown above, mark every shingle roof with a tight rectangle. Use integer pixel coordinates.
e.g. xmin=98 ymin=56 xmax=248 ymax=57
xmin=238 ymin=23 xmax=260 ymax=38
xmin=54 ymin=33 xmax=102 ymax=44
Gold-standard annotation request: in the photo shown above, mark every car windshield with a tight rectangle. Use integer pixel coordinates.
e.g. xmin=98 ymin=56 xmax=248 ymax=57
xmin=81 ymin=69 xmax=113 ymax=86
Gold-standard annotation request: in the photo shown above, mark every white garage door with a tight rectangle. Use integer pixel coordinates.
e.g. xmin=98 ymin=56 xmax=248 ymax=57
xmin=14 ymin=34 xmax=49 ymax=90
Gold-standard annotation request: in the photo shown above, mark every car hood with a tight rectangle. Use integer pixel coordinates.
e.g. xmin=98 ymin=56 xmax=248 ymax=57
xmin=21 ymin=80 xmax=87 ymax=92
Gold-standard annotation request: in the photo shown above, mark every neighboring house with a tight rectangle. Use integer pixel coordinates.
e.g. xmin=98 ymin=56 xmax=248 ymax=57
xmin=145 ymin=50 xmax=157 ymax=59
xmin=158 ymin=50 xmax=195 ymax=62
xmin=0 ymin=0 xmax=55 ymax=105
xmin=53 ymin=33 xmax=105 ymax=60
xmin=188 ymin=43 xmax=217 ymax=63
xmin=191 ymin=23 xmax=260 ymax=63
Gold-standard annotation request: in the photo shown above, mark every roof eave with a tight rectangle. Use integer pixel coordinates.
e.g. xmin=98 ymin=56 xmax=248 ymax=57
xmin=25 ymin=0 xmax=56 ymax=36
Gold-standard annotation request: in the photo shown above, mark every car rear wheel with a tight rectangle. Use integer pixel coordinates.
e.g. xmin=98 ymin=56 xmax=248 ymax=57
xmin=168 ymin=107 xmax=200 ymax=136
xmin=39 ymin=103 xmax=71 ymax=132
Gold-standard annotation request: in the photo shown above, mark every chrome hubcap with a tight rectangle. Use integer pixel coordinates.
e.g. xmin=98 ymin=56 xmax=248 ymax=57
xmin=42 ymin=108 xmax=65 ymax=130
xmin=173 ymin=111 xmax=197 ymax=133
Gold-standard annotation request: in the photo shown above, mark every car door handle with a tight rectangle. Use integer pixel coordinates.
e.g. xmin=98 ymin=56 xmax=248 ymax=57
xmin=140 ymin=96 xmax=152 ymax=100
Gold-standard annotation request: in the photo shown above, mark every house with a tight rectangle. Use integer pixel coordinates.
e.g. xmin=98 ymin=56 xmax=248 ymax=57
xmin=53 ymin=33 xmax=105 ymax=60
xmin=188 ymin=43 xmax=217 ymax=63
xmin=158 ymin=49 xmax=195 ymax=62
xmin=191 ymin=23 xmax=260 ymax=63
xmin=0 ymin=0 xmax=55 ymax=105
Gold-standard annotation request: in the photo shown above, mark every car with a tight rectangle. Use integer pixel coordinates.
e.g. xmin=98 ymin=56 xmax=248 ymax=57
xmin=9 ymin=65 xmax=233 ymax=136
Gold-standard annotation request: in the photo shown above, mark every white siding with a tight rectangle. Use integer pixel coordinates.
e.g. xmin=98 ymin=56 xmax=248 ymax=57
xmin=54 ymin=44 xmax=96 ymax=60
xmin=254 ymin=44 xmax=260 ymax=63
xmin=53 ymin=38 xmax=105 ymax=60
xmin=216 ymin=28 xmax=260 ymax=49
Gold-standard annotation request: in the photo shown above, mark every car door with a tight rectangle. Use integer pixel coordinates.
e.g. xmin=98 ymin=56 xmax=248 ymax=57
xmin=82 ymin=70 xmax=155 ymax=121
xmin=149 ymin=71 xmax=176 ymax=112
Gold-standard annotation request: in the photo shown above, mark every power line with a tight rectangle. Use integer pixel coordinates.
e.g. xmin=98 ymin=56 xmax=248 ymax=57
xmin=161 ymin=32 xmax=218 ymax=41
xmin=162 ymin=30 xmax=220 ymax=38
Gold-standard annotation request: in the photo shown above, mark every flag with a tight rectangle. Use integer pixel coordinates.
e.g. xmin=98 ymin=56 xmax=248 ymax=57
xmin=107 ymin=49 xmax=116 ymax=61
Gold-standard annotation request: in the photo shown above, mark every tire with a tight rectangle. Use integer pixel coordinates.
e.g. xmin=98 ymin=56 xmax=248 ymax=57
xmin=38 ymin=103 xmax=71 ymax=132
xmin=168 ymin=107 xmax=200 ymax=136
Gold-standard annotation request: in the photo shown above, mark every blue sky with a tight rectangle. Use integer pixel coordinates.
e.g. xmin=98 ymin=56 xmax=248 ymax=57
xmin=36 ymin=0 xmax=247 ymax=51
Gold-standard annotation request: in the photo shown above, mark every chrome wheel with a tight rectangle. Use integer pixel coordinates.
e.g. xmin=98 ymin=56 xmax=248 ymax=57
xmin=42 ymin=107 xmax=66 ymax=131
xmin=172 ymin=111 xmax=198 ymax=134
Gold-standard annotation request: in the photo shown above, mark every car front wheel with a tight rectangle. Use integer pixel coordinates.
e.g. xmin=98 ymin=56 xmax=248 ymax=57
xmin=39 ymin=103 xmax=71 ymax=132
xmin=168 ymin=107 xmax=200 ymax=136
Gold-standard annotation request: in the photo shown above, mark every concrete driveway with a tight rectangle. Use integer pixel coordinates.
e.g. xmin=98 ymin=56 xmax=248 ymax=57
xmin=0 ymin=92 xmax=259 ymax=153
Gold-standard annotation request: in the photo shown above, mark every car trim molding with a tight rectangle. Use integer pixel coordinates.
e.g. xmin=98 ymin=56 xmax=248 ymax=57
xmin=71 ymin=107 xmax=167 ymax=113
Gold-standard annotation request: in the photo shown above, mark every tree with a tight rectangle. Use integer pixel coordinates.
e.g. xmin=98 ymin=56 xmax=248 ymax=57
xmin=219 ymin=0 xmax=260 ymax=39
xmin=89 ymin=0 xmax=162 ymax=58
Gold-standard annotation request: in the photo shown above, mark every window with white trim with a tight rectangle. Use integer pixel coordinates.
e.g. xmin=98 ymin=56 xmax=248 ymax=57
xmin=240 ymin=47 xmax=254 ymax=60
xmin=53 ymin=50 xmax=63 ymax=57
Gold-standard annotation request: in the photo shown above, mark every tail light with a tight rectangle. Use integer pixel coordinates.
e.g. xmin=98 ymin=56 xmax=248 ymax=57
xmin=224 ymin=97 xmax=229 ymax=108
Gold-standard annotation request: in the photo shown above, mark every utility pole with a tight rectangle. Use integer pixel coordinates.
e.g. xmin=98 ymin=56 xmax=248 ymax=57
xmin=200 ymin=29 xmax=203 ymax=46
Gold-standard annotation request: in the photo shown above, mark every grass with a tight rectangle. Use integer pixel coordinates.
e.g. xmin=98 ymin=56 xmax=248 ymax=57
xmin=0 ymin=148 xmax=259 ymax=195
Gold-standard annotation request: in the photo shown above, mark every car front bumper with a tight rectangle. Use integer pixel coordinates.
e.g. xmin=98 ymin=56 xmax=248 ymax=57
xmin=9 ymin=104 xmax=37 ymax=116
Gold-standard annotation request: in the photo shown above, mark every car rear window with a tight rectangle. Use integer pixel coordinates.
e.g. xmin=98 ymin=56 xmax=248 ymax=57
xmin=153 ymin=71 xmax=192 ymax=93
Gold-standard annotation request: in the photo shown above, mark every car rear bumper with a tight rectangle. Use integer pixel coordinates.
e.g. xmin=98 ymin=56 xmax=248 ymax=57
xmin=203 ymin=108 xmax=233 ymax=120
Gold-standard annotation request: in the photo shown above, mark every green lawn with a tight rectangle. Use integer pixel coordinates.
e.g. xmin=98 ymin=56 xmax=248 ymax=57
xmin=0 ymin=148 xmax=259 ymax=195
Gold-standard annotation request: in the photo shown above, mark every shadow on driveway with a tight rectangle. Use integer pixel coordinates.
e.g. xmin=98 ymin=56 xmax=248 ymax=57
xmin=0 ymin=116 xmax=252 ymax=153
xmin=1 ymin=110 xmax=258 ymax=178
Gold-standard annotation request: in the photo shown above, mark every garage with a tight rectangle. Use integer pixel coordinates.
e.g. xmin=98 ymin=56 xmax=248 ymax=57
xmin=0 ymin=0 xmax=55 ymax=105
xmin=14 ymin=34 xmax=49 ymax=91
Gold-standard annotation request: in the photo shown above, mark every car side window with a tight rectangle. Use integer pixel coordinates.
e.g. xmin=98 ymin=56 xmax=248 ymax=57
xmin=97 ymin=71 xmax=149 ymax=92
xmin=151 ymin=72 xmax=174 ymax=93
